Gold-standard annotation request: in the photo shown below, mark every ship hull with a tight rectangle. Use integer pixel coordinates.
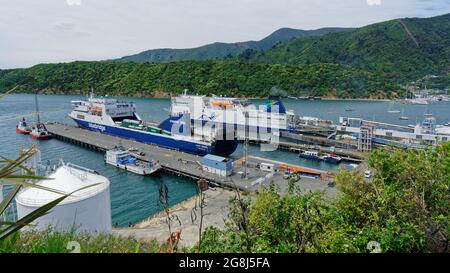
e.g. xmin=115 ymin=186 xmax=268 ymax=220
xmin=298 ymin=154 xmax=321 ymax=161
xmin=30 ymin=132 xmax=51 ymax=140
xmin=105 ymin=160 xmax=159 ymax=176
xmin=72 ymin=118 xmax=237 ymax=157
xmin=322 ymin=157 xmax=341 ymax=164
xmin=16 ymin=127 xmax=31 ymax=134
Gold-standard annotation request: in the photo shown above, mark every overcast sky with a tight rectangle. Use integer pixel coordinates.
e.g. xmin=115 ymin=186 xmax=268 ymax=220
xmin=1 ymin=0 xmax=449 ymax=69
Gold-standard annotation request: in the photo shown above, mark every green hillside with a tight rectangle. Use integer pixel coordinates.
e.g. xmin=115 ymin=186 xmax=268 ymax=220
xmin=116 ymin=27 xmax=349 ymax=63
xmin=251 ymin=13 xmax=450 ymax=83
xmin=0 ymin=60 xmax=398 ymax=98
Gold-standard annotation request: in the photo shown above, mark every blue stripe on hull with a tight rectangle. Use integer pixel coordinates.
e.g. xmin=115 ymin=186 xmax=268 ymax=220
xmin=72 ymin=119 xmax=236 ymax=156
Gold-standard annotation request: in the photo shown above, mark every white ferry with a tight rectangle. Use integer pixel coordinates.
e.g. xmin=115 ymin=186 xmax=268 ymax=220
xmin=169 ymin=91 xmax=295 ymax=137
xmin=69 ymin=94 xmax=238 ymax=157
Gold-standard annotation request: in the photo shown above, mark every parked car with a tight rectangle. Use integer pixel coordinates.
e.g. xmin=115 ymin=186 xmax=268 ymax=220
xmin=364 ymin=170 xmax=372 ymax=178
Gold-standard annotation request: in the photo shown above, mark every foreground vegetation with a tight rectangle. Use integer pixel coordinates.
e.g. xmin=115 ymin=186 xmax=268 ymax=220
xmin=0 ymin=60 xmax=398 ymax=98
xmin=1 ymin=143 xmax=448 ymax=253
xmin=196 ymin=143 xmax=449 ymax=253
xmin=0 ymin=228 xmax=162 ymax=253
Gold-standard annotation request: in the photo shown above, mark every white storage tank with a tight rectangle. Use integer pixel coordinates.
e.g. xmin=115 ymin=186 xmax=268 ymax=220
xmin=15 ymin=162 xmax=111 ymax=234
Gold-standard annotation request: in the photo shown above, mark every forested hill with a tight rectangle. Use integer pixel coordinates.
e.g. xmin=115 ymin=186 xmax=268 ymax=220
xmin=0 ymin=61 xmax=398 ymax=98
xmin=250 ymin=13 xmax=450 ymax=82
xmin=115 ymin=27 xmax=349 ymax=63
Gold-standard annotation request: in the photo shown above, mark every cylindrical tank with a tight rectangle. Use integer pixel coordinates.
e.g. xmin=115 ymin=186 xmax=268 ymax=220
xmin=15 ymin=163 xmax=111 ymax=234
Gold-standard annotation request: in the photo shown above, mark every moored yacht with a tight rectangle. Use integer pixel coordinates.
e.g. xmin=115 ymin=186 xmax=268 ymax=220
xmin=298 ymin=150 xmax=321 ymax=161
xmin=105 ymin=147 xmax=160 ymax=176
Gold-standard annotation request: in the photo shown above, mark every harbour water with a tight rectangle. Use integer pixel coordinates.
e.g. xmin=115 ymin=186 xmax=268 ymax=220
xmin=1 ymin=94 xmax=449 ymax=226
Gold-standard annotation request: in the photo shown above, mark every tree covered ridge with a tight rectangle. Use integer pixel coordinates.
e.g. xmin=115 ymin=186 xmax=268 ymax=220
xmin=196 ymin=143 xmax=449 ymax=253
xmin=0 ymin=60 xmax=399 ymax=98
xmin=250 ymin=13 xmax=450 ymax=83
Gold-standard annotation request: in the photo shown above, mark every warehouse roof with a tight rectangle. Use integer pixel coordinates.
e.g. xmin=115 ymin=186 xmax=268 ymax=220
xmin=203 ymin=154 xmax=228 ymax=162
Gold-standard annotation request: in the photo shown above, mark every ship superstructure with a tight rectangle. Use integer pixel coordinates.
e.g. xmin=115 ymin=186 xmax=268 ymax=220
xmin=170 ymin=92 xmax=294 ymax=138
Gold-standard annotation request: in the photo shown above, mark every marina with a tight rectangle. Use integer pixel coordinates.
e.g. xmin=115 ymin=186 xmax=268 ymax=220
xmin=1 ymin=2 xmax=449 ymax=255
xmin=45 ymin=122 xmax=335 ymax=192
xmin=1 ymin=94 xmax=449 ymax=228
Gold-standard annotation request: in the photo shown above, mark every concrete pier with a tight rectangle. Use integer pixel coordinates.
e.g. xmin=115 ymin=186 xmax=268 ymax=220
xmin=46 ymin=122 xmax=337 ymax=194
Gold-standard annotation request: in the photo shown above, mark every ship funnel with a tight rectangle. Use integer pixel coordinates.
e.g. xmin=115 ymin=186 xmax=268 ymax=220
xmin=265 ymin=96 xmax=286 ymax=114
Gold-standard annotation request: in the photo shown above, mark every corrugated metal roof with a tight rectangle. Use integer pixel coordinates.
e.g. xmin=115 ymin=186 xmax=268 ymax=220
xmin=203 ymin=154 xmax=227 ymax=162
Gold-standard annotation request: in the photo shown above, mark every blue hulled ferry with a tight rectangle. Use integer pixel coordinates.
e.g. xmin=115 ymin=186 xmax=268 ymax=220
xmin=69 ymin=95 xmax=238 ymax=157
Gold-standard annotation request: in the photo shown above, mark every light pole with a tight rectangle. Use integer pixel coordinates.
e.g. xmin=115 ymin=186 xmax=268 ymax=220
xmin=243 ymin=110 xmax=249 ymax=179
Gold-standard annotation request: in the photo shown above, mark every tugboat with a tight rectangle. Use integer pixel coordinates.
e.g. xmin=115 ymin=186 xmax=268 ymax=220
xmin=16 ymin=117 xmax=31 ymax=134
xmin=30 ymin=92 xmax=51 ymax=140
xmin=298 ymin=150 xmax=321 ymax=161
xmin=320 ymin=153 xmax=342 ymax=164
xmin=105 ymin=147 xmax=161 ymax=176
xmin=30 ymin=124 xmax=51 ymax=140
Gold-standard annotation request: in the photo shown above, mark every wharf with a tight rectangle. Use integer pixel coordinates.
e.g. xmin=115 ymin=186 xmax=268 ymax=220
xmin=249 ymin=134 xmax=366 ymax=163
xmin=46 ymin=123 xmax=336 ymax=193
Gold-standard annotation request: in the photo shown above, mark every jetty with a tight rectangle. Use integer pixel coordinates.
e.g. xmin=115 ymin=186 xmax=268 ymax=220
xmin=45 ymin=122 xmax=336 ymax=193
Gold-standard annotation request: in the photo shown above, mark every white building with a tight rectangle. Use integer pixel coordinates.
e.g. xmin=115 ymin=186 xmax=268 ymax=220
xmin=201 ymin=154 xmax=233 ymax=177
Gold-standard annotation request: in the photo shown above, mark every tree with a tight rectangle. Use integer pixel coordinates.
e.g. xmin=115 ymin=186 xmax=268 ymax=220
xmin=197 ymin=144 xmax=449 ymax=253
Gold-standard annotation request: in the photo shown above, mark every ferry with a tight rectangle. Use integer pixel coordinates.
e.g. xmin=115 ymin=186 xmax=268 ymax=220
xmin=169 ymin=91 xmax=295 ymax=137
xmin=69 ymin=95 xmax=238 ymax=157
xmin=298 ymin=150 xmax=321 ymax=161
xmin=105 ymin=147 xmax=160 ymax=176
xmin=16 ymin=117 xmax=31 ymax=134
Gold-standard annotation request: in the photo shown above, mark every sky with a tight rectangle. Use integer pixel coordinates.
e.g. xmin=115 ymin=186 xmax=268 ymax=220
xmin=1 ymin=0 xmax=449 ymax=69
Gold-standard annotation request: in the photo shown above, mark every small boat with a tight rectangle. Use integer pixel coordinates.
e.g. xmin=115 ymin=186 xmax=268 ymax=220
xmin=16 ymin=117 xmax=31 ymax=134
xmin=30 ymin=123 xmax=51 ymax=140
xmin=320 ymin=153 xmax=342 ymax=164
xmin=399 ymin=109 xmax=408 ymax=120
xmin=345 ymin=104 xmax=353 ymax=111
xmin=424 ymin=110 xmax=433 ymax=117
xmin=299 ymin=150 xmax=321 ymax=161
xmin=387 ymin=101 xmax=401 ymax=113
xmin=30 ymin=92 xmax=51 ymax=140
xmin=105 ymin=147 xmax=160 ymax=176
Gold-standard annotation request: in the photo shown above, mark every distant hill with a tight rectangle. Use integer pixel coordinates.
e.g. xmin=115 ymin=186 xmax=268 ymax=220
xmin=3 ymin=14 xmax=450 ymax=99
xmin=115 ymin=27 xmax=350 ymax=63
xmin=250 ymin=13 xmax=450 ymax=82
xmin=0 ymin=60 xmax=397 ymax=98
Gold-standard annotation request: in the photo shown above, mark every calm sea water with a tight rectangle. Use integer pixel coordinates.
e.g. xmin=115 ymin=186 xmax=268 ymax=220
xmin=1 ymin=94 xmax=449 ymax=226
